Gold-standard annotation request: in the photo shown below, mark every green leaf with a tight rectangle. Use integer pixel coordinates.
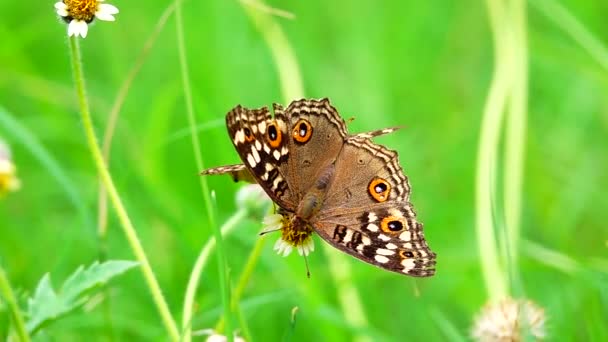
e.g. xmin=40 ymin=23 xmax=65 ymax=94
xmin=25 ymin=260 xmax=138 ymax=334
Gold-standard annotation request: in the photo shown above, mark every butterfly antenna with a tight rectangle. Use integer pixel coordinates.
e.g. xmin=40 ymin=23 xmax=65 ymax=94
xmin=259 ymin=227 xmax=281 ymax=236
xmin=303 ymin=253 xmax=311 ymax=278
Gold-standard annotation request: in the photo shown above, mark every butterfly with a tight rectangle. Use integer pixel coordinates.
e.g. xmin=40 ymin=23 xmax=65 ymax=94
xmin=202 ymin=98 xmax=436 ymax=277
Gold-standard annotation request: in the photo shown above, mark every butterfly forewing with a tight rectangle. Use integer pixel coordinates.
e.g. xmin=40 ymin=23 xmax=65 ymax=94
xmin=224 ymin=104 xmax=295 ymax=208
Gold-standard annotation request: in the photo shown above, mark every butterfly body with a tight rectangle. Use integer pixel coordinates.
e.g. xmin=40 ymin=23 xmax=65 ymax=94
xmin=202 ymin=98 xmax=436 ymax=277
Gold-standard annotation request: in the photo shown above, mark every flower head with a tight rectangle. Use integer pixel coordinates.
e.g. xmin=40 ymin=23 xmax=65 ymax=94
xmin=472 ymin=298 xmax=546 ymax=342
xmin=54 ymin=0 xmax=119 ymax=38
xmin=264 ymin=213 xmax=315 ymax=257
xmin=193 ymin=328 xmax=246 ymax=342
xmin=0 ymin=142 xmax=21 ymax=196
xmin=236 ymin=184 xmax=272 ymax=219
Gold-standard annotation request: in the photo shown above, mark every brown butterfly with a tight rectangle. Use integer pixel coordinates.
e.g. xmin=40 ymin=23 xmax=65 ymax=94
xmin=202 ymin=98 xmax=436 ymax=276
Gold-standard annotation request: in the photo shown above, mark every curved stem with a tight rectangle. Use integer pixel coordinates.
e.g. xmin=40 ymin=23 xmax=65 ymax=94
xmin=504 ymin=0 xmax=528 ymax=290
xmin=182 ymin=209 xmax=247 ymax=340
xmin=68 ymin=36 xmax=179 ymax=341
xmin=214 ymin=233 xmax=267 ymax=334
xmin=476 ymin=0 xmax=510 ymax=302
xmin=0 ymin=266 xmax=30 ymax=342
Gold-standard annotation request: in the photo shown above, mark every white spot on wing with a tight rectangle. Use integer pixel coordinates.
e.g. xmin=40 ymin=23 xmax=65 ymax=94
xmin=273 ymin=150 xmax=281 ymax=160
xmin=375 ymin=255 xmax=389 ymax=263
xmin=367 ymin=212 xmax=377 ymax=222
xmin=247 ymin=154 xmax=256 ymax=168
xmin=273 ymin=175 xmax=283 ymax=189
xmin=361 ymin=236 xmax=371 ymax=246
xmin=401 ymin=258 xmax=415 ymax=271
xmin=376 ymin=249 xmax=395 ymax=256
xmin=235 ymin=130 xmax=245 ymax=143
xmin=343 ymin=229 xmax=353 ymax=243
xmin=399 ymin=231 xmax=412 ymax=242
xmin=251 ymin=146 xmax=260 ymax=163
xmin=385 ymin=243 xmax=398 ymax=249
xmin=389 ymin=208 xmax=404 ymax=218
xmin=365 ymin=224 xmax=379 ymax=232
xmin=378 ymin=234 xmax=391 ymax=241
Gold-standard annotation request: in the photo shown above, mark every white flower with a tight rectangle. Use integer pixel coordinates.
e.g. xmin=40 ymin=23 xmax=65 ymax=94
xmin=265 ymin=212 xmax=315 ymax=257
xmin=262 ymin=213 xmax=284 ymax=233
xmin=273 ymin=236 xmax=293 ymax=257
xmin=236 ymin=184 xmax=271 ymax=218
xmin=472 ymin=298 xmax=546 ymax=342
xmin=273 ymin=234 xmax=314 ymax=257
xmin=192 ymin=328 xmax=246 ymax=342
xmin=54 ymin=0 xmax=119 ymax=38
xmin=0 ymin=143 xmax=20 ymax=196
xmin=296 ymin=236 xmax=314 ymax=256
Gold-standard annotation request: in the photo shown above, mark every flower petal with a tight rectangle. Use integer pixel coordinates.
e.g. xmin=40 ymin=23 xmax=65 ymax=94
xmin=282 ymin=245 xmax=292 ymax=257
xmin=98 ymin=3 xmax=119 ymax=15
xmin=67 ymin=20 xmax=79 ymax=37
xmin=56 ymin=8 xmax=69 ymax=17
xmin=95 ymin=12 xmax=116 ymax=22
xmin=54 ymin=2 xmax=67 ymax=11
xmin=274 ymin=237 xmax=284 ymax=251
xmin=80 ymin=21 xmax=89 ymax=38
xmin=55 ymin=2 xmax=68 ymax=17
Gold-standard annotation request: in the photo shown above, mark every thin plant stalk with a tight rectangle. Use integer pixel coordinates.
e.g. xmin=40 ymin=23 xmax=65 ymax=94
xmin=215 ymin=235 xmax=267 ymax=334
xmin=182 ymin=209 xmax=247 ymax=340
xmin=68 ymin=36 xmax=179 ymax=341
xmin=530 ymin=0 xmax=608 ymax=71
xmin=503 ymin=0 xmax=528 ymax=286
xmin=0 ymin=266 xmax=30 ymax=342
xmin=97 ymin=2 xmax=177 ymax=243
xmin=174 ymin=2 xmax=233 ymax=341
xmin=95 ymin=6 xmax=177 ymax=339
xmin=241 ymin=1 xmax=303 ymax=101
xmin=476 ymin=0 xmax=510 ymax=302
xmin=325 ymin=245 xmax=372 ymax=342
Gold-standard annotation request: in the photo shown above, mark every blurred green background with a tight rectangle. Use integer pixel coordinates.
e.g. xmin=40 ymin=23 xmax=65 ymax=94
xmin=1 ymin=0 xmax=607 ymax=340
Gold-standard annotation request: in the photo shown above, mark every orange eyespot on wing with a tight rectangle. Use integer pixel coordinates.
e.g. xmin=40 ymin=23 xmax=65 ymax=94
xmin=292 ymin=119 xmax=313 ymax=144
xmin=399 ymin=250 xmax=415 ymax=259
xmin=368 ymin=177 xmax=391 ymax=202
xmin=380 ymin=216 xmax=407 ymax=233
xmin=243 ymin=127 xmax=255 ymax=142
xmin=266 ymin=121 xmax=282 ymax=148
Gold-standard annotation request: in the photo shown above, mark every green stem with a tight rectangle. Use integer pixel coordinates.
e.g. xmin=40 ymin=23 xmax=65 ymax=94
xmin=182 ymin=210 xmax=247 ymax=340
xmin=324 ymin=244 xmax=372 ymax=342
xmin=476 ymin=0 xmax=510 ymax=302
xmin=503 ymin=0 xmax=528 ymax=289
xmin=68 ymin=36 xmax=179 ymax=341
xmin=0 ymin=266 xmax=30 ymax=342
xmin=174 ymin=2 xmax=233 ymax=341
xmin=215 ymin=234 xmax=267 ymax=333
xmin=530 ymin=0 xmax=608 ymax=71
xmin=241 ymin=1 xmax=304 ymax=101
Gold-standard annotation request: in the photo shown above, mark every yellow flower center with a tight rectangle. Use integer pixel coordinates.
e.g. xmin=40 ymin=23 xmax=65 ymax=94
xmin=64 ymin=0 xmax=99 ymax=23
xmin=0 ymin=166 xmax=16 ymax=195
xmin=280 ymin=215 xmax=313 ymax=247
